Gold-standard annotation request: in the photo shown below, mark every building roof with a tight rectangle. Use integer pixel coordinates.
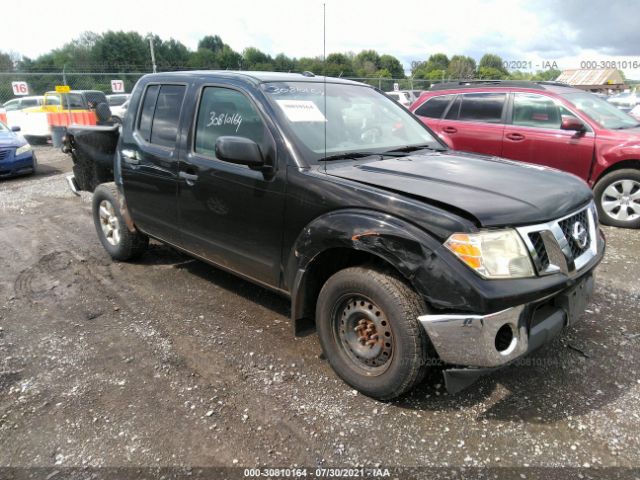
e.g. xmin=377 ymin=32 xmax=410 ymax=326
xmin=556 ymin=69 xmax=624 ymax=86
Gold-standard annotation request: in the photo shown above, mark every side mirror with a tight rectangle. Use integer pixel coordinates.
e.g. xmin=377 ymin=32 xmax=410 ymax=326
xmin=215 ymin=136 xmax=265 ymax=168
xmin=561 ymin=117 xmax=586 ymax=133
xmin=10 ymin=126 xmax=20 ymax=132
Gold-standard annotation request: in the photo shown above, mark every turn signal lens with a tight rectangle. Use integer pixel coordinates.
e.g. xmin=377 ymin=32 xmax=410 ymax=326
xmin=445 ymin=230 xmax=535 ymax=279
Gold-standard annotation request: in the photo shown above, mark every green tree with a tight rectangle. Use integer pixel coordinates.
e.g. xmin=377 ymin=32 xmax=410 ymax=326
xmin=447 ymin=55 xmax=476 ymax=79
xmin=325 ymin=53 xmax=354 ymax=77
xmin=188 ymin=48 xmax=219 ymax=69
xmin=426 ymin=53 xmax=449 ymax=72
xmin=354 ymin=50 xmax=380 ymax=76
xmin=530 ymin=69 xmax=562 ymax=81
xmin=478 ymin=66 xmax=506 ymax=79
xmin=243 ymin=47 xmax=272 ymax=69
xmin=273 ymin=53 xmax=295 ymax=72
xmin=378 ymin=54 xmax=405 ymax=78
xmin=0 ymin=51 xmax=14 ymax=71
xmin=296 ymin=56 xmax=324 ymax=74
xmin=198 ymin=35 xmax=224 ymax=54
xmin=154 ymin=37 xmax=190 ymax=69
xmin=216 ymin=45 xmax=242 ymax=69
xmin=478 ymin=54 xmax=507 ymax=76
xmin=92 ymin=31 xmax=149 ymax=70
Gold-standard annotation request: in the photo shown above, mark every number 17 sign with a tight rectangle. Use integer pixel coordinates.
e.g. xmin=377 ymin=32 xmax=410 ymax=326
xmin=11 ymin=81 xmax=29 ymax=96
xmin=110 ymin=80 xmax=125 ymax=93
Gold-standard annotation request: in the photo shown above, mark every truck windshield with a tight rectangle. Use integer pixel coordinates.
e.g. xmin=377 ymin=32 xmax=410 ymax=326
xmin=261 ymin=81 xmax=442 ymax=162
xmin=563 ymin=92 xmax=640 ymax=130
xmin=44 ymin=94 xmax=61 ymax=106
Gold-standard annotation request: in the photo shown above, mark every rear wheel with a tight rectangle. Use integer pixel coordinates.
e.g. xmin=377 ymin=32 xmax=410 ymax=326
xmin=594 ymin=169 xmax=640 ymax=229
xmin=92 ymin=183 xmax=148 ymax=261
xmin=316 ymin=267 xmax=431 ymax=400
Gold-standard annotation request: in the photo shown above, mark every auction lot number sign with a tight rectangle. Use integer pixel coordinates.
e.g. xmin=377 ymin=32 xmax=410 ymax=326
xmin=111 ymin=80 xmax=125 ymax=93
xmin=11 ymin=81 xmax=29 ymax=96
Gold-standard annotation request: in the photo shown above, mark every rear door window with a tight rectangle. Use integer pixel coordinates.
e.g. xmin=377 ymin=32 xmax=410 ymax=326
xmin=137 ymin=84 xmax=186 ymax=147
xmin=414 ymin=95 xmax=454 ymax=118
xmin=457 ymin=93 xmax=506 ymax=123
xmin=150 ymin=85 xmax=186 ymax=147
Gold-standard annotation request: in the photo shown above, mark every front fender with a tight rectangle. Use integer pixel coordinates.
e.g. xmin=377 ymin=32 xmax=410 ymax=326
xmin=286 ymin=209 xmax=486 ymax=334
xmin=287 ymin=209 xmax=441 ymax=286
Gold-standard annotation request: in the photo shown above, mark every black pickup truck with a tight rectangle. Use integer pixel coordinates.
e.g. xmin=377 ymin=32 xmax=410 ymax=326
xmin=63 ymin=71 xmax=605 ymax=399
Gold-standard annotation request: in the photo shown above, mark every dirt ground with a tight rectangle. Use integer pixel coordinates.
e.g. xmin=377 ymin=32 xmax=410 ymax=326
xmin=0 ymin=146 xmax=639 ymax=478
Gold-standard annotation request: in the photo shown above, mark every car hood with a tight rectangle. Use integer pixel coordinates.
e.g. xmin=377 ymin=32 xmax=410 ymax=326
xmin=0 ymin=131 xmax=21 ymax=147
xmin=325 ymin=150 xmax=593 ymax=227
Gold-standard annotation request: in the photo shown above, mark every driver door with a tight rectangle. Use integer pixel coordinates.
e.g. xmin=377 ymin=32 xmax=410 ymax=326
xmin=177 ymin=85 xmax=286 ymax=287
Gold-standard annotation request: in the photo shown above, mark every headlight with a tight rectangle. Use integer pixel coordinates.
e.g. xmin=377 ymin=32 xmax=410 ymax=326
xmin=15 ymin=144 xmax=32 ymax=156
xmin=444 ymin=229 xmax=535 ymax=279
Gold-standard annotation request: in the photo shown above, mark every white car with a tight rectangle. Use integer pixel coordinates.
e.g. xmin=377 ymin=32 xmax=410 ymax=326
xmin=3 ymin=96 xmax=44 ymax=111
xmin=385 ymin=90 xmax=416 ymax=107
xmin=630 ymin=104 xmax=640 ymax=120
xmin=110 ymin=99 xmax=129 ymax=124
xmin=607 ymin=92 xmax=639 ymax=111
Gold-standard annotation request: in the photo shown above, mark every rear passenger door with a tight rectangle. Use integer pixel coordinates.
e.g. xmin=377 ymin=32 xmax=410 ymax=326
xmin=412 ymin=94 xmax=455 ymax=134
xmin=438 ymin=92 xmax=506 ymax=156
xmin=120 ymin=83 xmax=187 ymax=245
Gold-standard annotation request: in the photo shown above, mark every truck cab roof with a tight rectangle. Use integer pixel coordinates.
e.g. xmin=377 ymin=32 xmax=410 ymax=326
xmin=138 ymin=70 xmax=366 ymax=87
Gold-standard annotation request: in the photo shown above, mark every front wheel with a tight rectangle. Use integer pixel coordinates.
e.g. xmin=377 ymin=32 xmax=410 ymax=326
xmin=92 ymin=183 xmax=149 ymax=261
xmin=594 ymin=169 xmax=640 ymax=229
xmin=316 ymin=267 xmax=431 ymax=400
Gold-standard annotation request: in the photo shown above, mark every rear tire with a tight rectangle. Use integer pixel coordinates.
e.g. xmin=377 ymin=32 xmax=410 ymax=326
xmin=316 ymin=267 xmax=431 ymax=400
xmin=594 ymin=169 xmax=640 ymax=229
xmin=92 ymin=183 xmax=148 ymax=261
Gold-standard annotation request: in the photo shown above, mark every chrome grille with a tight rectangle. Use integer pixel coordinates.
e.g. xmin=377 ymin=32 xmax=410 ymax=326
xmin=558 ymin=209 xmax=590 ymax=258
xmin=527 ymin=231 xmax=550 ymax=270
xmin=517 ymin=202 xmax=598 ymax=276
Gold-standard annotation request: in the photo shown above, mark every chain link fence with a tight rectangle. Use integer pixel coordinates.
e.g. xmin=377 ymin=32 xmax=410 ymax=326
xmin=0 ymin=70 xmax=468 ymax=105
xmin=0 ymin=72 xmax=149 ymax=104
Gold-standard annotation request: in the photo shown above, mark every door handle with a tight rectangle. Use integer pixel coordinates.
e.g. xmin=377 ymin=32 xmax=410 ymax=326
xmin=179 ymin=171 xmax=199 ymax=185
xmin=121 ymin=149 xmax=140 ymax=164
xmin=442 ymin=126 xmax=457 ymax=134
xmin=506 ymin=133 xmax=525 ymax=141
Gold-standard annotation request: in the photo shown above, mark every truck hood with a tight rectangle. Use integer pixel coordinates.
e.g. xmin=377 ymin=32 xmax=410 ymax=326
xmin=325 ymin=151 xmax=593 ymax=227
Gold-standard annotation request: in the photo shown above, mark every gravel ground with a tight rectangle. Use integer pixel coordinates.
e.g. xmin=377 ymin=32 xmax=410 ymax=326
xmin=0 ymin=146 xmax=639 ymax=479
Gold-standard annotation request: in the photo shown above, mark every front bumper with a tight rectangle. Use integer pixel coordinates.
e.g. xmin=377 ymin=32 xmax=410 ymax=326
xmin=419 ymin=273 xmax=595 ymax=369
xmin=0 ymin=152 xmax=36 ymax=178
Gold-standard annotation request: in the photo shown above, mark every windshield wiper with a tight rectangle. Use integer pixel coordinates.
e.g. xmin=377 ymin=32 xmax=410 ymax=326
xmin=384 ymin=143 xmax=446 ymax=153
xmin=318 ymin=152 xmax=382 ymax=162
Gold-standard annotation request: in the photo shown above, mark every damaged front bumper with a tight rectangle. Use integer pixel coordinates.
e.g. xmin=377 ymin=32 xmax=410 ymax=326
xmin=419 ymin=273 xmax=595 ymax=393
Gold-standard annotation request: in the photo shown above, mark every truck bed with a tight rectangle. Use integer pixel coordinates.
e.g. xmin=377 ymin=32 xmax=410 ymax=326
xmin=64 ymin=125 xmax=119 ymax=192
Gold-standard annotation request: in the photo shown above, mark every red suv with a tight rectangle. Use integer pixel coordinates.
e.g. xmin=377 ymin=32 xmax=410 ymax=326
xmin=411 ymin=81 xmax=640 ymax=228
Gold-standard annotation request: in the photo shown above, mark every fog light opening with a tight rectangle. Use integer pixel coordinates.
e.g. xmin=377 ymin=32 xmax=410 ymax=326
xmin=495 ymin=324 xmax=516 ymax=354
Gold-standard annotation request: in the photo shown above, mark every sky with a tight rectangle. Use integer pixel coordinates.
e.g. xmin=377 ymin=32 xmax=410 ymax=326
xmin=3 ymin=0 xmax=640 ymax=78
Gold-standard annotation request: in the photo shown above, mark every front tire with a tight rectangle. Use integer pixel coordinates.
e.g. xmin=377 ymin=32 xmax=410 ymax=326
xmin=594 ymin=169 xmax=640 ymax=229
xmin=316 ymin=267 xmax=431 ymax=400
xmin=92 ymin=184 xmax=148 ymax=261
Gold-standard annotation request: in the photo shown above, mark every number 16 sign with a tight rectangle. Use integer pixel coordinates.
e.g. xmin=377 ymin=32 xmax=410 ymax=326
xmin=11 ymin=81 xmax=29 ymax=96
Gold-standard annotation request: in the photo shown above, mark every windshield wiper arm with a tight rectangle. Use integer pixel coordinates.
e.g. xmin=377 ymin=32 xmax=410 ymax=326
xmin=385 ymin=143 xmax=446 ymax=153
xmin=318 ymin=152 xmax=382 ymax=162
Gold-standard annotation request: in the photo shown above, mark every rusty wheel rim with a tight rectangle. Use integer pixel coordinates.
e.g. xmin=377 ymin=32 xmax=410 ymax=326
xmin=333 ymin=295 xmax=393 ymax=375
